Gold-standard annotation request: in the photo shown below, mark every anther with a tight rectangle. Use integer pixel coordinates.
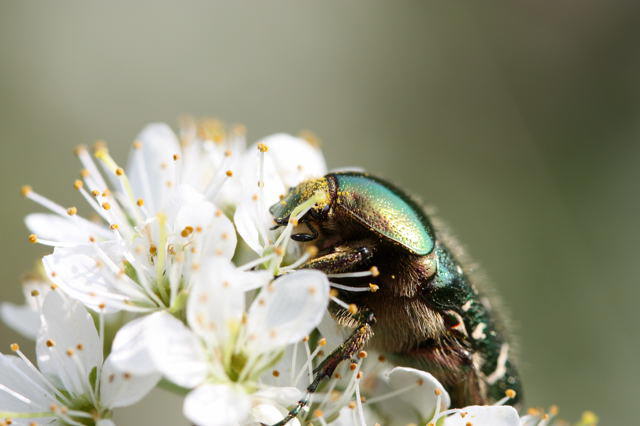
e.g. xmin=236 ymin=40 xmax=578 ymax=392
xmin=137 ymin=199 xmax=144 ymax=206
xmin=30 ymin=290 xmax=40 ymax=297
xmin=257 ymin=143 xmax=269 ymax=152
xmin=330 ymin=289 xmax=339 ymax=298
xmin=378 ymin=355 xmax=386 ymax=362
xmin=66 ymin=349 xmax=74 ymax=357
xmin=73 ymin=180 xmax=84 ymax=190
xmin=110 ymin=224 xmax=119 ymax=230
xmin=91 ymin=190 xmax=100 ymax=197
xmin=358 ymin=350 xmax=368 ymax=359
xmin=356 ymin=372 xmax=363 ymax=379
xmin=302 ymin=336 xmax=310 ymax=343
xmin=349 ymin=362 xmax=357 ymax=371
xmin=505 ymin=389 xmax=516 ymax=399
xmin=102 ymin=202 xmax=111 ymax=210
xmin=318 ymin=338 xmax=327 ymax=346
xmin=306 ymin=245 xmax=319 ymax=257
xmin=272 ymin=370 xmax=280 ymax=377
xmin=313 ymin=409 xmax=324 ymax=418
xmin=46 ymin=339 xmax=55 ymax=347
xmin=20 ymin=185 xmax=32 ymax=197
xmin=348 ymin=304 xmax=358 ymax=314
xmin=181 ymin=226 xmax=194 ymax=238
xmin=149 ymin=245 xmax=157 ymax=256
xmin=173 ymin=154 xmax=180 ymax=161
xmin=10 ymin=343 xmax=19 ymax=352
xmin=369 ymin=283 xmax=379 ymax=292
xmin=81 ymin=169 xmax=91 ymax=178
xmin=225 ymin=170 xmax=233 ymax=177
xmin=348 ymin=401 xmax=356 ymax=409
xmin=93 ymin=140 xmax=107 ymax=153
xmin=370 ymin=266 xmax=380 ymax=277
xmin=133 ymin=141 xmax=142 ymax=149
xmin=67 ymin=207 xmax=78 ymax=216
xmin=76 ymin=344 xmax=84 ymax=351
xmin=434 ymin=388 xmax=441 ymax=395
xmin=28 ymin=234 xmax=38 ymax=243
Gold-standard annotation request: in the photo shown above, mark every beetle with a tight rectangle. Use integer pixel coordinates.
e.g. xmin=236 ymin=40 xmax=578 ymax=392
xmin=269 ymin=171 xmax=522 ymax=424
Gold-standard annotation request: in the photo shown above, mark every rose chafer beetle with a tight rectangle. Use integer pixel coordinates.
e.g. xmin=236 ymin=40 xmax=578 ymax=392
xmin=269 ymin=171 xmax=522 ymax=425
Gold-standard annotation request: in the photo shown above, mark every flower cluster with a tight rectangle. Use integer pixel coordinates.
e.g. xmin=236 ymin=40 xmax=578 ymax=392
xmin=1 ymin=120 xmax=580 ymax=426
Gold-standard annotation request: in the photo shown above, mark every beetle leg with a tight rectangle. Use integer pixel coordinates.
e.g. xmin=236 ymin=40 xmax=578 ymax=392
xmin=299 ymin=241 xmax=376 ymax=273
xmin=270 ymin=310 xmax=376 ymax=426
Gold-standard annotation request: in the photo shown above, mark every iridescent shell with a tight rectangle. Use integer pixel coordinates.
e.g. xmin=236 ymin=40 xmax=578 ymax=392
xmin=331 ymin=173 xmax=434 ymax=255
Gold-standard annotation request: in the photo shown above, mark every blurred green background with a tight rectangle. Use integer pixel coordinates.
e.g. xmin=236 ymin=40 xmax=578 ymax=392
xmin=1 ymin=1 xmax=638 ymax=424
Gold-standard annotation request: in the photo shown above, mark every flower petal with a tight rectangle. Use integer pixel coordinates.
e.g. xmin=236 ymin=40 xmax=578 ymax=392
xmin=126 ymin=123 xmax=181 ymax=214
xmin=251 ymin=133 xmax=327 ymax=193
xmin=99 ymin=354 xmax=160 ymax=408
xmin=331 ymin=405 xmax=382 ymax=426
xmin=25 ymin=213 xmax=111 ymax=244
xmin=149 ymin=313 xmax=208 ymax=388
xmin=253 ymin=386 xmax=302 ymax=409
xmin=233 ymin=198 xmax=269 ymax=254
xmin=245 ymin=270 xmax=329 ymax=353
xmin=187 ymin=259 xmax=269 ymax=345
xmin=0 ymin=353 xmax=54 ymax=412
xmin=173 ymin=198 xmax=237 ymax=261
xmin=251 ymin=403 xmax=300 ymax=426
xmin=42 ymin=242 xmax=151 ymax=313
xmin=0 ymin=302 xmax=40 ymax=340
xmin=36 ymin=291 xmax=102 ymax=396
xmin=183 ymin=384 xmax=251 ymax=426
xmin=386 ymin=367 xmax=450 ymax=420
xmin=442 ymin=405 xmax=521 ymax=426
xmin=109 ymin=313 xmax=166 ymax=376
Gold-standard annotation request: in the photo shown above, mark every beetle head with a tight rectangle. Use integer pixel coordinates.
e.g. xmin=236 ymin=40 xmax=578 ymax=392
xmin=269 ymin=177 xmax=332 ymax=226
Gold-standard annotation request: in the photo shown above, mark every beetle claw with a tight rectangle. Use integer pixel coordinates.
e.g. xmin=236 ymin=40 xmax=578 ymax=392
xmin=291 ymin=233 xmax=316 ymax=242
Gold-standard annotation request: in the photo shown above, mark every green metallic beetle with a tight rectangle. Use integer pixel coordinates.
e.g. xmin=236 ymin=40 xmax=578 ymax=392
xmin=269 ymin=171 xmax=522 ymax=425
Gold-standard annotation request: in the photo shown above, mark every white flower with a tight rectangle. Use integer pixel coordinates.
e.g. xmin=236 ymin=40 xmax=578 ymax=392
xmin=0 ymin=291 xmax=158 ymax=425
xmin=109 ymin=259 xmax=328 ymax=426
xmin=23 ymin=122 xmax=245 ymax=314
xmin=233 ymin=134 xmax=327 ymax=256
xmin=22 ymin=122 xmax=326 ymax=316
